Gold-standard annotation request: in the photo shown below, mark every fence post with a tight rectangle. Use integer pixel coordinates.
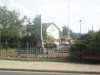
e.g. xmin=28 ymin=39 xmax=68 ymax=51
xmin=17 ymin=42 xmax=20 ymax=55
xmin=5 ymin=41 xmax=8 ymax=52
xmin=68 ymin=45 xmax=70 ymax=62
xmin=0 ymin=42 xmax=2 ymax=53
xmin=35 ymin=48 xmax=38 ymax=56
xmin=27 ymin=42 xmax=29 ymax=55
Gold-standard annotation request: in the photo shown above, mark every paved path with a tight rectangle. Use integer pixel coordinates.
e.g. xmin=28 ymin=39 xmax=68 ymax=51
xmin=0 ymin=60 xmax=100 ymax=74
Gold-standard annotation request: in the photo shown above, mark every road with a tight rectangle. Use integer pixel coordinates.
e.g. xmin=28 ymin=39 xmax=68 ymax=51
xmin=0 ymin=70 xmax=99 ymax=75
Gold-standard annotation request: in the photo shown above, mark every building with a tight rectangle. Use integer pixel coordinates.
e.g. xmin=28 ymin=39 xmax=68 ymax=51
xmin=42 ymin=22 xmax=60 ymax=45
xmin=20 ymin=22 xmax=60 ymax=46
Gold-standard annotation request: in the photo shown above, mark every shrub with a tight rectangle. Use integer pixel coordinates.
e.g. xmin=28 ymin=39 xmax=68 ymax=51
xmin=69 ymin=42 xmax=87 ymax=62
xmin=69 ymin=30 xmax=100 ymax=62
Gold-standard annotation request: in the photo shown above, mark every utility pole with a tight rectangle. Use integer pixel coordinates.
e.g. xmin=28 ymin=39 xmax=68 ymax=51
xmin=68 ymin=4 xmax=70 ymax=38
xmin=92 ymin=26 xmax=93 ymax=32
xmin=79 ymin=20 xmax=82 ymax=37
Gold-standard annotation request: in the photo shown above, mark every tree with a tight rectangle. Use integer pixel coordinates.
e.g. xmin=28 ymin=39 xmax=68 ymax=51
xmin=62 ymin=26 xmax=69 ymax=37
xmin=21 ymin=18 xmax=37 ymax=46
xmin=44 ymin=34 xmax=55 ymax=44
xmin=81 ymin=30 xmax=100 ymax=50
xmin=33 ymin=15 xmax=42 ymax=47
xmin=0 ymin=6 xmax=23 ymax=43
xmin=62 ymin=26 xmax=74 ymax=38
xmin=62 ymin=26 xmax=73 ymax=36
xmin=62 ymin=26 xmax=80 ymax=39
xmin=33 ymin=15 xmax=41 ymax=40
xmin=43 ymin=34 xmax=56 ymax=48
xmin=69 ymin=30 xmax=100 ymax=61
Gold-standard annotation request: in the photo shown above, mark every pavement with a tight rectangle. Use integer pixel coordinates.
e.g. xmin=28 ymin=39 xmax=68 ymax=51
xmin=0 ymin=60 xmax=100 ymax=74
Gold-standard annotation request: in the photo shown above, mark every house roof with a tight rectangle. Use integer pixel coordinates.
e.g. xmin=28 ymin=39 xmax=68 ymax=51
xmin=42 ymin=22 xmax=60 ymax=31
xmin=21 ymin=22 xmax=60 ymax=32
xmin=21 ymin=25 xmax=34 ymax=31
xmin=21 ymin=25 xmax=27 ymax=31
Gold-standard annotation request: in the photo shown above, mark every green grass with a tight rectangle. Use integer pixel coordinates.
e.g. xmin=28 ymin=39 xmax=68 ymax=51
xmin=0 ymin=49 xmax=17 ymax=52
xmin=0 ymin=56 xmax=66 ymax=62
xmin=0 ymin=49 xmax=8 ymax=52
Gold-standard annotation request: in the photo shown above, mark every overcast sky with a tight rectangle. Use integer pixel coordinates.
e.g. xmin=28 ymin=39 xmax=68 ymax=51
xmin=0 ymin=0 xmax=100 ymax=33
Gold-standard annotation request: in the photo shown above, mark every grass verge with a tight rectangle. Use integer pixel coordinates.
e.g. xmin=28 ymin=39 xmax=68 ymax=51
xmin=0 ymin=56 xmax=67 ymax=62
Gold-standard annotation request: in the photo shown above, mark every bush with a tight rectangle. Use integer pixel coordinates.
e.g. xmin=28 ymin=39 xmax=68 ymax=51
xmin=69 ymin=42 xmax=87 ymax=62
xmin=44 ymin=43 xmax=57 ymax=48
xmin=69 ymin=30 xmax=100 ymax=62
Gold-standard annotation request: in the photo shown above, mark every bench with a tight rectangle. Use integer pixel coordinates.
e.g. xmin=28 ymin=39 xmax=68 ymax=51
xmin=82 ymin=50 xmax=100 ymax=62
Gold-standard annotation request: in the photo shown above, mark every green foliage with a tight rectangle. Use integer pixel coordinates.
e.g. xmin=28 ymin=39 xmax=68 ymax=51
xmin=70 ymin=30 xmax=100 ymax=61
xmin=44 ymin=43 xmax=57 ymax=48
xmin=21 ymin=18 xmax=37 ymax=45
xmin=33 ymin=15 xmax=41 ymax=40
xmin=0 ymin=56 xmax=66 ymax=62
xmin=0 ymin=6 xmax=22 ymax=42
xmin=62 ymin=26 xmax=73 ymax=37
xmin=43 ymin=34 xmax=55 ymax=48
xmin=62 ymin=26 xmax=68 ymax=36
xmin=79 ymin=31 xmax=100 ymax=50
xmin=21 ymin=35 xmax=36 ymax=43
xmin=44 ymin=34 xmax=55 ymax=44
xmin=62 ymin=26 xmax=80 ymax=39
xmin=20 ymin=15 xmax=42 ymax=47
xmin=70 ymin=42 xmax=87 ymax=61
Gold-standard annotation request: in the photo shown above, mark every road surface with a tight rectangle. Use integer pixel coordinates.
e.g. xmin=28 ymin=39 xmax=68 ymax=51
xmin=0 ymin=70 xmax=99 ymax=75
